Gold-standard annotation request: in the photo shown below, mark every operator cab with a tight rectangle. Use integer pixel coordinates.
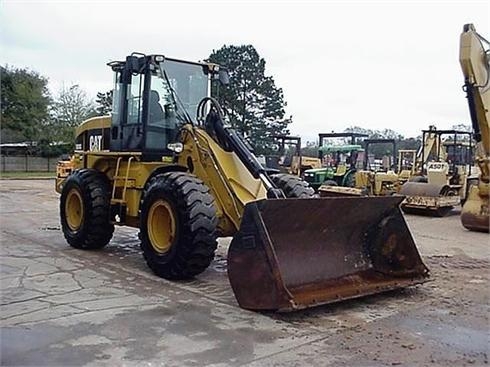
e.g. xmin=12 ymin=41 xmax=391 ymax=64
xmin=108 ymin=53 xmax=224 ymax=160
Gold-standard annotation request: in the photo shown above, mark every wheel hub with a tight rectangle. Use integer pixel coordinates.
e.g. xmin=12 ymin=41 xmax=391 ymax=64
xmin=148 ymin=199 xmax=176 ymax=254
xmin=66 ymin=189 xmax=84 ymax=231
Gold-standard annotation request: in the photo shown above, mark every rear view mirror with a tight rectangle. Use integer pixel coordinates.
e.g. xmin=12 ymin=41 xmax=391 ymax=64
xmin=218 ymin=69 xmax=230 ymax=85
xmin=127 ymin=55 xmax=144 ymax=74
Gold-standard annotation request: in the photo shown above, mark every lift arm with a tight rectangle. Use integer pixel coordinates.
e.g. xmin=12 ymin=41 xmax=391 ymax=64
xmin=459 ymin=23 xmax=490 ymax=232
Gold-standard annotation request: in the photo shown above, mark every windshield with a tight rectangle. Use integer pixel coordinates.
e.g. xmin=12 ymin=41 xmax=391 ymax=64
xmin=153 ymin=60 xmax=209 ymax=124
xmin=446 ymin=143 xmax=472 ymax=165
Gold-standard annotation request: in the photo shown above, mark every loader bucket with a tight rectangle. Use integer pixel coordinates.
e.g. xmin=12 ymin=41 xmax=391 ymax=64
xmin=228 ymin=196 xmax=429 ymax=311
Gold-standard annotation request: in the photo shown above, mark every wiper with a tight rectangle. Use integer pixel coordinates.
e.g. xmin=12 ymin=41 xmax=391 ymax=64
xmin=161 ymin=67 xmax=193 ymax=124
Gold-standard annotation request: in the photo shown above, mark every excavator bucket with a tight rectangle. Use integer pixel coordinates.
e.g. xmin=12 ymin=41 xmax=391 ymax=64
xmin=461 ymin=185 xmax=490 ymax=233
xmin=228 ymin=196 xmax=429 ymax=311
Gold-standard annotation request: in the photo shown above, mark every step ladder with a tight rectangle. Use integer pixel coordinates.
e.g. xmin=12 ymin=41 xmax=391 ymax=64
xmin=111 ymin=156 xmax=134 ymax=224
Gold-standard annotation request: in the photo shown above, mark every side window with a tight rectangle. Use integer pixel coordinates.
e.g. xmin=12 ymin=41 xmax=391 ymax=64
xmin=111 ymin=71 xmax=122 ymax=127
xmin=148 ymin=73 xmax=175 ymax=128
xmin=145 ymin=73 xmax=178 ymax=151
xmin=127 ymin=74 xmax=144 ymax=125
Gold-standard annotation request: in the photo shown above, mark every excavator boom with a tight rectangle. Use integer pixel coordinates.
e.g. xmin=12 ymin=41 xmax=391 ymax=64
xmin=459 ymin=24 xmax=490 ymax=232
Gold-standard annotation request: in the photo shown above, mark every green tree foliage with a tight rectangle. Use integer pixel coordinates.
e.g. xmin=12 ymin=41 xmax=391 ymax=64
xmin=95 ymin=90 xmax=113 ymax=115
xmin=40 ymin=84 xmax=96 ymax=153
xmin=343 ymin=125 xmax=421 ymax=158
xmin=51 ymin=84 xmax=96 ymax=128
xmin=452 ymin=123 xmax=472 ymax=132
xmin=450 ymin=123 xmax=473 ymax=142
xmin=207 ymin=45 xmax=291 ymax=154
xmin=301 ymin=141 xmax=320 ymax=158
xmin=0 ymin=65 xmax=51 ymax=143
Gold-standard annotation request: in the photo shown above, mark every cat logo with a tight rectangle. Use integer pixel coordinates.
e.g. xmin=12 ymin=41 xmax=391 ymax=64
xmin=89 ymin=135 xmax=103 ymax=151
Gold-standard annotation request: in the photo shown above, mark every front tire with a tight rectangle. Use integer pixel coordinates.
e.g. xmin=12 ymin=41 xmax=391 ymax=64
xmin=60 ymin=169 xmax=114 ymax=249
xmin=140 ymin=172 xmax=218 ymax=279
xmin=270 ymin=173 xmax=315 ymax=198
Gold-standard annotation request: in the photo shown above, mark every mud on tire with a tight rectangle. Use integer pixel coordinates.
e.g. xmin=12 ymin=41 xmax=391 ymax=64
xmin=270 ymin=173 xmax=315 ymax=198
xmin=140 ymin=172 xmax=218 ymax=280
xmin=60 ymin=169 xmax=114 ymax=250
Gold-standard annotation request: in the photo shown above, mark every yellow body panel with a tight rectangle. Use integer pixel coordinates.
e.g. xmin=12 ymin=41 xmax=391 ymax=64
xmin=75 ymin=116 xmax=111 ymax=138
xmin=290 ymin=156 xmax=322 ymax=175
xmin=355 ymin=170 xmax=399 ymax=196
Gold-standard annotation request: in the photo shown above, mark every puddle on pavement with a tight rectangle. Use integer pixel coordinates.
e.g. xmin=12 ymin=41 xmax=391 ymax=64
xmin=400 ymin=317 xmax=488 ymax=354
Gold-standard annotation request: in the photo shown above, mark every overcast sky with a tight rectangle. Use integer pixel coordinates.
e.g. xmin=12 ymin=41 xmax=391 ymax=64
xmin=1 ymin=0 xmax=489 ymax=143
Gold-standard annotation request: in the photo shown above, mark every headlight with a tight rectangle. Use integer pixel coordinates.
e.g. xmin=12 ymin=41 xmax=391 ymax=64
xmin=167 ymin=143 xmax=183 ymax=153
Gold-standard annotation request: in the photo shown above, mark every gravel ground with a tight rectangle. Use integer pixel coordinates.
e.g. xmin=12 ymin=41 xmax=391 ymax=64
xmin=1 ymin=179 xmax=488 ymax=366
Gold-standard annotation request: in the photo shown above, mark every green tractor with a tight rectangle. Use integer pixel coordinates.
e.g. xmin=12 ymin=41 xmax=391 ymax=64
xmin=303 ymin=133 xmax=367 ymax=191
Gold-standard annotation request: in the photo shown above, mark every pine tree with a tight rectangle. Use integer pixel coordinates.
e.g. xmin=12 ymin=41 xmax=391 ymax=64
xmin=207 ymin=45 xmax=291 ymax=154
xmin=95 ymin=90 xmax=113 ymax=115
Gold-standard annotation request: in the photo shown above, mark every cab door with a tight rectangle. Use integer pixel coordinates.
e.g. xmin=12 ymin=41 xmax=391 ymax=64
xmin=110 ymin=64 xmax=146 ymax=152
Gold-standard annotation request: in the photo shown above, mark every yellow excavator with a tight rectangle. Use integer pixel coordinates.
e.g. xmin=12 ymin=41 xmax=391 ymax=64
xmin=56 ymin=53 xmax=428 ymax=311
xmin=459 ymin=24 xmax=489 ymax=232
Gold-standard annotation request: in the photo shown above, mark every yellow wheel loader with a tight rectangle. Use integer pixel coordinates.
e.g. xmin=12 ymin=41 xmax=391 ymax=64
xmin=56 ymin=53 xmax=428 ymax=311
xmin=399 ymin=128 xmax=474 ymax=217
xmin=459 ymin=24 xmax=490 ymax=232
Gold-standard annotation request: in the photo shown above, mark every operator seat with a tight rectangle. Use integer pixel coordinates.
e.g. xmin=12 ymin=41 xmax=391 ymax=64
xmin=149 ymin=90 xmax=164 ymax=124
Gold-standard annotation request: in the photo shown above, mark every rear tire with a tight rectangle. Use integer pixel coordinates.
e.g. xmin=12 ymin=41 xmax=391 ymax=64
xmin=140 ymin=172 xmax=218 ymax=279
xmin=270 ymin=173 xmax=315 ymax=198
xmin=60 ymin=169 xmax=114 ymax=250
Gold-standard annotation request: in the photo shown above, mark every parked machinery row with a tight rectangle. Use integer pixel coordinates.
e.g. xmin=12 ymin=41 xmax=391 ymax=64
xmin=314 ymin=23 xmax=489 ymax=231
xmin=306 ymin=127 xmax=475 ymax=217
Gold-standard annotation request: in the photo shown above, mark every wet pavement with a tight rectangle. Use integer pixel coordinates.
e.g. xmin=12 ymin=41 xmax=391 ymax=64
xmin=1 ymin=180 xmax=489 ymax=366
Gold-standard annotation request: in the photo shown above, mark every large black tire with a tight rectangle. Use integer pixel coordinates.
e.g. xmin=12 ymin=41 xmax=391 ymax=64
xmin=270 ymin=173 xmax=315 ymax=198
xmin=140 ymin=172 xmax=218 ymax=279
xmin=60 ymin=169 xmax=114 ymax=249
xmin=343 ymin=170 xmax=356 ymax=187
